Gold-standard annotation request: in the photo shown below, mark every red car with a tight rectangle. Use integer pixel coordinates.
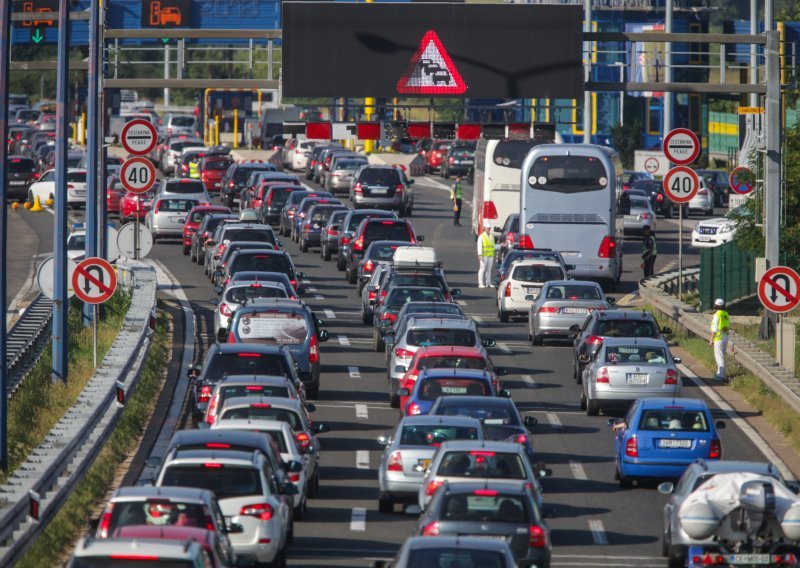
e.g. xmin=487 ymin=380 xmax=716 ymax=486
xmin=112 ymin=526 xmax=231 ymax=568
xmin=398 ymin=345 xmax=502 ymax=412
xmin=119 ymin=189 xmax=155 ymax=222
xmin=182 ymin=205 xmax=232 ymax=254
xmin=425 ymin=140 xmax=452 ymax=173
xmin=200 ymin=156 xmax=233 ymax=193
xmin=106 ymin=176 xmax=124 ymax=215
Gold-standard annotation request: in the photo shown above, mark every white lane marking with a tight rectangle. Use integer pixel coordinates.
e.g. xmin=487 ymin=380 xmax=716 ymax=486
xmin=589 ymin=519 xmax=608 ymax=545
xmin=521 ymin=374 xmax=537 ymax=388
xmin=414 ymin=177 xmax=453 ymax=191
xmin=472 ymin=315 xmax=484 ymax=324
xmin=661 ymin=259 xmax=678 ymax=272
xmin=679 ymin=363 xmax=795 ymax=481
xmin=338 ymin=335 xmax=350 ymax=346
xmin=308 ymin=286 xmax=318 ymax=292
xmin=356 ymin=450 xmax=370 ymax=470
xmin=348 ymin=366 xmax=361 ymax=379
xmin=457 ymin=299 xmax=468 ymax=306
xmin=497 ymin=342 xmax=513 ymax=354
xmin=350 ymin=507 xmax=367 ymax=532
xmin=569 ymin=461 xmax=588 ymax=480
xmin=355 ymin=404 xmax=369 ymax=419
xmin=324 ymin=309 xmax=336 ymax=319
xmin=546 ymin=412 xmax=562 ymax=429
xmin=314 ymin=294 xmax=324 ymax=300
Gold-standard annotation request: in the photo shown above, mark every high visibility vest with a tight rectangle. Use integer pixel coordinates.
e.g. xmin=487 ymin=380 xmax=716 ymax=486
xmin=479 ymin=233 xmax=495 ymax=257
xmin=452 ymin=183 xmax=463 ymax=200
xmin=642 ymin=234 xmax=657 ymax=256
xmin=712 ymin=310 xmax=730 ymax=342
xmin=189 ymin=161 xmax=199 ymax=178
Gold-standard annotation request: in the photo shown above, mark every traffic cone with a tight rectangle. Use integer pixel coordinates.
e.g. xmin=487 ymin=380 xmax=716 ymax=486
xmin=30 ymin=196 xmax=44 ymax=212
xmin=45 ymin=198 xmax=53 ymax=207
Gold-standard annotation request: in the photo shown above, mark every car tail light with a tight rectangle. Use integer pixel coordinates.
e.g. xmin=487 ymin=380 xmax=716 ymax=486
xmin=363 ymin=259 xmax=375 ymax=273
xmin=473 ymin=489 xmax=499 ymax=497
xmin=97 ymin=505 xmax=114 ymax=537
xmin=395 ymin=184 xmax=404 ymax=192
xmin=422 ymin=521 xmax=440 ymax=536
xmin=387 ymin=451 xmax=403 ymax=471
xmin=218 ymin=302 xmax=232 ymax=317
xmin=404 ymin=372 xmax=418 ymax=386
xmin=656 ymin=193 xmax=664 ymax=202
xmin=203 ymin=462 xmax=223 ymax=469
xmin=698 ymin=189 xmax=708 ymax=195
xmin=640 ymin=213 xmax=651 ymax=220
xmin=598 ymin=236 xmax=616 ymax=258
xmin=154 ymin=200 xmax=162 ymax=213
xmin=240 ymin=503 xmax=273 ymax=521
xmin=267 ymin=192 xmax=274 ymax=206
xmin=425 ymin=480 xmax=443 ymax=496
xmin=538 ymin=306 xmax=560 ymax=314
xmin=296 ymin=432 xmax=312 ymax=452
xmin=381 ymin=312 xmax=396 ymax=323
xmin=353 ymin=236 xmax=364 ymax=252
xmin=341 ymin=236 xmax=351 ymax=245
xmin=205 ymin=395 xmax=220 ymax=424
xmin=407 ymin=402 xmax=421 ymax=416
xmin=507 ymin=232 xmax=516 ymax=244
xmin=587 ymin=336 xmax=603 ymax=346
xmin=205 ymin=442 xmax=231 ymax=449
xmin=110 ymin=555 xmax=160 ymax=561
xmin=448 ymin=157 xmax=455 ymax=164
xmin=504 ymin=282 xmax=512 ymax=297
xmin=288 ymin=472 xmax=300 ymax=482
xmin=309 ymin=333 xmax=319 ymax=364
xmin=513 ymin=433 xmax=528 ymax=445
xmin=327 ymin=227 xmax=338 ymax=236
xmin=250 ymin=403 xmax=272 ymax=409
xmin=229 ymin=181 xmax=235 ymax=188
xmin=529 ymin=525 xmax=547 ymax=548
xmin=287 ymin=210 xmax=295 ymax=218
xmin=665 ymin=368 xmax=678 ymax=384
xmin=368 ymin=290 xmax=377 ymax=300
xmin=33 ymin=172 xmax=40 ymax=180
xmin=482 ymin=200 xmax=498 ymax=220
xmin=394 ymin=348 xmax=414 ymax=359
xmin=197 ymin=384 xmax=212 ymax=403
xmin=303 ymin=222 xmax=310 ymax=231
xmin=625 ymin=437 xmax=638 ymax=457
xmin=517 ymin=234 xmax=534 ymax=249
xmin=710 ymin=439 xmax=721 ymax=459
xmin=596 ymin=367 xmax=610 ymax=383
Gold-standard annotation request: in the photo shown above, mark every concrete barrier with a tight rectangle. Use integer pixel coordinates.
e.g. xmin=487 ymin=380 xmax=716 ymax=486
xmin=368 ymin=153 xmax=426 ymax=178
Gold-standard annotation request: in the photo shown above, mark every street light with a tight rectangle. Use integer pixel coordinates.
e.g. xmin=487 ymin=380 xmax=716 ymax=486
xmin=613 ymin=62 xmax=625 ymax=127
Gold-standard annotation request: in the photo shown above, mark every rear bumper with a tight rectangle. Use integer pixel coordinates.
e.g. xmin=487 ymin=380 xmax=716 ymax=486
xmin=620 ymin=459 xmax=696 ymax=479
xmin=353 ymin=195 xmax=403 ymax=208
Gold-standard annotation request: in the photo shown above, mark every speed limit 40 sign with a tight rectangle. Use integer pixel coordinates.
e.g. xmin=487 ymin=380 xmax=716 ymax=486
xmin=663 ymin=166 xmax=699 ymax=203
xmin=120 ymin=157 xmax=156 ymax=194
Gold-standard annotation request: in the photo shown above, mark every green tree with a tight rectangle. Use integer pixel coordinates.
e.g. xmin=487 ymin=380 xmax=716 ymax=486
xmin=611 ymin=119 xmax=642 ymax=169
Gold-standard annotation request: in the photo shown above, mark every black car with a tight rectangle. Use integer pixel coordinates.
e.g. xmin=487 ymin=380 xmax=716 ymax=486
xmin=6 ymin=156 xmax=38 ymax=201
xmin=190 ymin=212 xmax=236 ymax=264
xmin=440 ymin=147 xmax=475 ymax=179
xmin=299 ymin=203 xmax=348 ymax=253
xmin=336 ymin=209 xmax=397 ymax=271
xmin=320 ymin=209 xmax=350 ymax=262
xmin=572 ymin=309 xmax=671 ymax=382
xmin=259 ymin=185 xmax=305 ymax=226
xmin=356 ymin=240 xmax=413 ymax=292
xmin=217 ymin=248 xmax=303 ymax=289
xmin=219 ymin=162 xmax=276 ymax=209
xmin=345 ymin=218 xmax=420 ymax=284
xmin=696 ymin=169 xmax=730 ymax=207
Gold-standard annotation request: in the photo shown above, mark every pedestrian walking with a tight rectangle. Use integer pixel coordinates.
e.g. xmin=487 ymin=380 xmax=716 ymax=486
xmin=709 ymin=298 xmax=730 ymax=381
xmin=477 ymin=222 xmax=496 ymax=288
xmin=641 ymin=225 xmax=657 ymax=278
xmin=451 ymin=177 xmax=463 ymax=226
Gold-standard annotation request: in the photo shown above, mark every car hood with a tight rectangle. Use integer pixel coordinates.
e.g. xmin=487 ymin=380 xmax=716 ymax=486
xmin=694 ymin=217 xmax=736 ymax=229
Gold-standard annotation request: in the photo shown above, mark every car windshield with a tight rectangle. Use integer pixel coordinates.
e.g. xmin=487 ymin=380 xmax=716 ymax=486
xmin=68 ymin=235 xmax=86 ymax=250
xmin=161 ymin=464 xmax=263 ymax=499
xmin=545 ymin=285 xmax=601 ymax=300
xmin=406 ymin=549 xmax=507 ymax=568
xmin=418 ymin=356 xmax=487 ymax=372
xmin=336 ymin=159 xmax=365 ymax=171
xmin=220 ymin=383 xmax=290 ymax=402
xmin=437 ymin=403 xmax=517 ymax=426
xmin=441 ymin=493 xmax=530 ymax=523
xmin=236 ymin=312 xmax=309 ymax=345
xmin=108 ymin=501 xmax=208 ymax=533
xmin=220 ymin=406 xmax=302 ymax=430
xmin=437 ymin=451 xmax=526 ymax=479
xmin=405 ymin=305 xmax=463 ymax=317
xmin=165 ymin=181 xmax=205 ymax=193
xmin=346 ymin=212 xmax=390 ymax=232
xmin=232 ymin=254 xmax=290 ymax=274
xmin=360 ymin=168 xmax=401 ymax=185
xmin=639 ymin=409 xmax=709 ymax=432
xmin=407 ymin=328 xmax=475 ymax=348
xmin=368 ymin=244 xmax=402 ymax=261
xmin=387 ymin=288 xmax=444 ymax=307
xmin=511 ymin=265 xmax=563 ymax=283
xmin=190 ymin=210 xmax=215 ymax=223
xmin=605 ymin=345 xmax=667 ymax=364
xmin=503 ymin=251 xmax=560 ymax=271
xmin=365 ymin=222 xmax=412 ymax=242
xmin=234 ymin=167 xmax=271 ymax=183
xmin=399 ymin=425 xmax=480 ymax=446
xmin=596 ymin=319 xmax=659 ymax=337
xmin=204 ymin=353 xmax=288 ymax=379
xmin=226 ymin=285 xmax=287 ymax=304
xmin=419 ymin=378 xmax=488 ymax=400
xmin=158 ymin=200 xmax=198 ymax=213
xmin=630 ymin=197 xmax=650 ymax=210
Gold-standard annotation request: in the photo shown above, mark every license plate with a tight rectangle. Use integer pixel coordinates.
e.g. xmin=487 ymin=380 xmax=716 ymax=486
xmin=728 ymin=555 xmax=772 ymax=565
xmin=463 ymin=160 xmax=474 ymax=164
xmin=141 ymin=201 xmax=151 ymax=207
xmin=170 ymin=216 xmax=185 ymax=223
xmin=370 ymin=187 xmax=388 ymax=195
xmin=658 ymin=439 xmax=692 ymax=449
xmin=469 ymin=535 xmax=506 ymax=541
xmin=526 ymin=287 xmax=541 ymax=295
xmin=562 ymin=307 xmax=587 ymax=315
xmin=418 ymin=459 xmax=430 ymax=470
xmin=624 ymin=215 xmax=638 ymax=220
xmin=561 ymin=251 xmax=579 ymax=257
xmin=626 ymin=373 xmax=649 ymax=384
xmin=9 ymin=181 xmax=25 ymax=185
xmin=696 ymin=236 xmax=712 ymax=242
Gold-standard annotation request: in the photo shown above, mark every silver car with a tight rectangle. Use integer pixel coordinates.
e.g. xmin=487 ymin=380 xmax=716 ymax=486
xmin=377 ymin=415 xmax=484 ymax=513
xmin=164 ymin=113 xmax=198 ymax=138
xmin=146 ymin=197 xmax=199 ymax=241
xmin=622 ymin=195 xmax=657 ymax=235
xmin=215 ymin=396 xmax=329 ymax=447
xmin=360 ymin=261 xmax=392 ymax=325
xmin=212 ymin=279 xmax=290 ymax=340
xmin=580 ymin=337 xmax=682 ymax=415
xmin=350 ymin=164 xmax=414 ymax=215
xmin=528 ymin=280 xmax=614 ymax=345
xmin=157 ymin=177 xmax=211 ymax=204
xmin=687 ymin=176 xmax=714 ymax=216
xmin=384 ymin=536 xmax=517 ymax=568
xmin=323 ymin=155 xmax=368 ymax=193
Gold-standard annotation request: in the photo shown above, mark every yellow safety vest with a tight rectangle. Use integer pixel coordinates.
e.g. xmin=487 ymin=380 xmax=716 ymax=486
xmin=479 ymin=233 xmax=495 ymax=257
xmin=189 ymin=161 xmax=199 ymax=178
xmin=711 ymin=310 xmax=730 ymax=342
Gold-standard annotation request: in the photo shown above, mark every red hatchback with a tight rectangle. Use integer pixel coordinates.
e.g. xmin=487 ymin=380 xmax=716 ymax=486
xmin=106 ymin=176 xmax=124 ymax=215
xmin=119 ymin=189 xmax=155 ymax=222
xmin=182 ymin=205 xmax=232 ymax=255
xmin=200 ymin=156 xmax=233 ymax=193
xmin=425 ymin=140 xmax=452 ymax=173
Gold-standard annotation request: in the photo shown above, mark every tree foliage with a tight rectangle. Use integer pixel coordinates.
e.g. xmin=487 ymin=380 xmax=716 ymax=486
xmin=611 ymin=119 xmax=642 ymax=169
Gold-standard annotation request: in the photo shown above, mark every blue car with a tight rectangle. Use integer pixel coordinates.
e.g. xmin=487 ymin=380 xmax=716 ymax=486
xmin=611 ymin=398 xmax=725 ymax=488
xmin=399 ymin=368 xmax=509 ymax=417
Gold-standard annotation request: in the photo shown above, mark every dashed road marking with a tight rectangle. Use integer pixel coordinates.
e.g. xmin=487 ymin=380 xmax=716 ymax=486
xmin=308 ymin=286 xmax=318 ymax=292
xmin=350 ymin=508 xmax=367 ymax=532
xmin=521 ymin=374 xmax=537 ymax=388
xmin=356 ymin=450 xmax=370 ymax=470
xmin=338 ymin=335 xmax=350 ymax=346
xmin=324 ymin=309 xmax=336 ymax=319
xmin=473 ymin=315 xmax=483 ymax=324
xmin=497 ymin=342 xmax=513 ymax=354
xmin=457 ymin=299 xmax=468 ymax=306
xmin=589 ymin=519 xmax=608 ymax=544
xmin=348 ymin=366 xmax=361 ymax=379
xmin=546 ymin=412 xmax=562 ymax=429
xmin=355 ymin=404 xmax=369 ymax=419
xmin=314 ymin=294 xmax=324 ymax=300
xmin=569 ymin=461 xmax=587 ymax=480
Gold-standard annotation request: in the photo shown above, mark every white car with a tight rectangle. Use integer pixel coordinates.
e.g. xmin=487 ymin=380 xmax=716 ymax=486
xmin=496 ymin=259 xmax=566 ymax=322
xmin=28 ymin=168 xmax=87 ymax=206
xmin=212 ymin=279 xmax=291 ymax=339
xmin=286 ymin=139 xmax=316 ymax=171
xmin=67 ymin=230 xmax=87 ymax=261
xmin=691 ymin=215 xmax=737 ymax=248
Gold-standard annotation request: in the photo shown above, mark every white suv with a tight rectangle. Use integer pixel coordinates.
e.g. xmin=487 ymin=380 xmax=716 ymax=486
xmin=496 ymin=259 xmax=566 ymax=322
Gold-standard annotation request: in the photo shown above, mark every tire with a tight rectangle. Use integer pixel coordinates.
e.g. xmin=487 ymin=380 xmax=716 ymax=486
xmin=300 ymin=239 xmax=309 ymax=253
xmin=294 ymin=499 xmax=306 ymax=521
xmin=389 ymin=390 xmax=399 ymax=408
xmin=378 ymin=495 xmax=394 ymax=514
xmin=182 ymin=245 xmax=189 ymax=256
xmin=373 ymin=327 xmax=385 ymax=352
xmin=308 ymin=472 xmax=319 ymax=498
xmin=532 ymin=333 xmax=543 ymax=346
xmin=579 ymin=390 xmax=587 ymax=410
xmin=347 ymin=267 xmax=357 ymax=285
xmin=362 ymin=311 xmax=373 ymax=326
xmin=306 ymin=385 xmax=319 ymax=400
xmin=336 ymin=256 xmax=346 ymax=272
xmin=619 ymin=472 xmax=633 ymax=489
xmin=661 ymin=531 xmax=669 ymax=557
xmin=398 ymin=205 xmax=406 ymax=218
xmin=323 ymin=246 xmax=332 ymax=261
xmin=586 ymin=397 xmax=600 ymax=416
xmin=499 ymin=310 xmax=509 ymax=323
xmin=667 ymin=545 xmax=686 ymax=568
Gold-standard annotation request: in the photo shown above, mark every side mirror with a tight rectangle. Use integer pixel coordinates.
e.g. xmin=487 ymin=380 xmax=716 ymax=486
xmin=297 ymin=271 xmax=307 ymax=279
xmin=565 ymin=264 xmax=576 ymax=271
xmin=397 ymin=388 xmax=410 ymax=397
xmin=318 ymin=329 xmax=330 ymax=342
xmin=569 ymin=324 xmax=581 ymax=332
xmin=524 ymin=415 xmax=538 ymax=428
xmin=316 ymin=318 xmax=326 ymax=327
xmin=213 ymin=269 xmax=222 ymax=277
xmin=313 ymin=423 xmax=330 ymax=434
xmin=788 ymin=482 xmax=800 ymax=495
xmin=278 ymin=241 xmax=285 ymax=248
xmin=450 ymin=288 xmax=462 ymax=298
xmin=672 ymin=357 xmax=682 ymax=364
xmin=385 ymin=330 xmax=395 ymax=336
xmin=715 ymin=420 xmax=726 ymax=430
xmin=538 ymin=467 xmax=553 ymax=478
xmin=377 ymin=435 xmax=391 ymax=446
xmin=658 ymin=482 xmax=675 ymax=495
xmin=288 ymin=460 xmax=304 ymax=473
xmin=416 ymin=235 xmax=425 ymax=242
xmin=204 ymin=238 xmax=214 ymax=246
xmin=524 ymin=295 xmax=535 ymax=302
xmin=481 ymin=338 xmax=496 ymax=348
xmin=186 ymin=366 xmax=201 ymax=379
xmin=606 ymin=297 xmax=616 ymax=305
xmin=662 ymin=326 xmax=673 ymax=334
xmin=305 ymin=402 xmax=317 ymax=412
xmin=495 ymin=367 xmax=508 ymax=376
xmin=282 ymin=483 xmax=300 ymax=496
xmin=209 ymin=297 xmax=219 ymax=306
xmin=578 ymin=354 xmax=591 ymax=364
xmin=214 ymin=285 xmax=223 ymax=295
xmin=500 ymin=389 xmax=512 ymax=398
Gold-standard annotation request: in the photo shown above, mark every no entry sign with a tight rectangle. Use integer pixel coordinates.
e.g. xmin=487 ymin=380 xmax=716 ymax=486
xmin=758 ymin=266 xmax=800 ymax=314
xmin=663 ymin=128 xmax=700 ymax=166
xmin=120 ymin=119 xmax=157 ymax=156
xmin=120 ymin=157 xmax=156 ymax=194
xmin=72 ymin=257 xmax=118 ymax=304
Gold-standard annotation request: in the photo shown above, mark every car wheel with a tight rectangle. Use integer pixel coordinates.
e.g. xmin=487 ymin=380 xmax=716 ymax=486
xmin=532 ymin=333 xmax=543 ymax=346
xmin=586 ymin=397 xmax=599 ymax=416
xmin=389 ymin=386 xmax=399 ymax=408
xmin=378 ymin=495 xmax=394 ymax=514
xmin=619 ymin=471 xmax=633 ymax=489
xmin=323 ymin=246 xmax=331 ymax=261
xmin=348 ymin=267 xmax=357 ymax=285
xmin=499 ymin=310 xmax=509 ymax=323
xmin=398 ymin=204 xmax=406 ymax=218
xmin=361 ymin=310 xmax=372 ymax=325
xmin=182 ymin=245 xmax=189 ymax=255
xmin=373 ymin=327 xmax=385 ymax=352
xmin=294 ymin=499 xmax=306 ymax=521
xmin=306 ymin=385 xmax=319 ymax=400
xmin=667 ymin=545 xmax=686 ymax=568
xmin=661 ymin=530 xmax=670 ymax=557
xmin=300 ymin=239 xmax=309 ymax=253
xmin=579 ymin=389 xmax=587 ymax=410
xmin=307 ymin=472 xmax=319 ymax=498
xmin=336 ymin=256 xmax=346 ymax=272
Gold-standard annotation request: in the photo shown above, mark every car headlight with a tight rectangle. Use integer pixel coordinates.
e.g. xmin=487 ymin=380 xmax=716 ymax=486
xmin=719 ymin=224 xmax=734 ymax=233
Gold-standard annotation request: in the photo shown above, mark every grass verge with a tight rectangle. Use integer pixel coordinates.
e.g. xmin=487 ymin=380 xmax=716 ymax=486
xmin=1 ymin=293 xmax=132 ymax=485
xmin=15 ymin=308 xmax=170 ymax=568
xmin=646 ymin=305 xmax=800 ymax=456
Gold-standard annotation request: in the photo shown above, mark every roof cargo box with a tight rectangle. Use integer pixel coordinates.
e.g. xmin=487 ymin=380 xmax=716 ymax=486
xmin=393 ymin=246 xmax=438 ymax=269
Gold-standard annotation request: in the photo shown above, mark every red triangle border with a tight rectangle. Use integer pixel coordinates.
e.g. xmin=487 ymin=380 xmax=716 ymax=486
xmin=396 ymin=30 xmax=467 ymax=95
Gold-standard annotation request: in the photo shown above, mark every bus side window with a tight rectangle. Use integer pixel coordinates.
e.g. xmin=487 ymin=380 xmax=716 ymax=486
xmin=618 ymin=192 xmax=631 ymax=216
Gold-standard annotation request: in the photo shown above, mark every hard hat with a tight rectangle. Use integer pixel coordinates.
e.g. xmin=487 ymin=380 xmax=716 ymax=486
xmin=483 ymin=221 xmax=492 ymax=229
xmin=714 ymin=298 xmax=725 ymax=307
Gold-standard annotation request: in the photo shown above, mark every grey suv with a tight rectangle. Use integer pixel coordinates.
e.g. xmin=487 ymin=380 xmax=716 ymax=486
xmin=350 ymin=164 xmax=415 ymax=216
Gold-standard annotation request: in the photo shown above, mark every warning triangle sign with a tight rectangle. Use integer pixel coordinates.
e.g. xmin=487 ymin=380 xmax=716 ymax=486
xmin=396 ymin=30 xmax=467 ymax=95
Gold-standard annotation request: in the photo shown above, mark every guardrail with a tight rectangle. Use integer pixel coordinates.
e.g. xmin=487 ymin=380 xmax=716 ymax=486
xmin=0 ymin=262 xmax=157 ymax=565
xmin=5 ymin=294 xmax=53 ymax=398
xmin=649 ymin=266 xmax=701 ymax=299
xmin=640 ymin=270 xmax=800 ymax=415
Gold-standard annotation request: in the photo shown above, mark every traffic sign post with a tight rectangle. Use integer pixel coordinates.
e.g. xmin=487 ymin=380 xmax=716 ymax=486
xmin=36 ymin=256 xmax=77 ymax=300
xmin=758 ymin=266 xmax=800 ymax=373
xmin=663 ymin=127 xmax=700 ymax=166
xmin=120 ymin=119 xmax=157 ymax=156
xmin=72 ymin=257 xmax=118 ymax=368
xmin=729 ymin=166 xmax=755 ymax=195
xmin=663 ymin=166 xmax=700 ymax=301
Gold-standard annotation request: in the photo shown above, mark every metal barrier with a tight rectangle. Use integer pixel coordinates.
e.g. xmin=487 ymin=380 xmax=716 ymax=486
xmin=4 ymin=294 xmax=53 ymax=398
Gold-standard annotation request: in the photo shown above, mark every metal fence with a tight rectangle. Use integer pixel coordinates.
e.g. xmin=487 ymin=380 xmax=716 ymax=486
xmin=699 ymin=241 xmax=757 ymax=311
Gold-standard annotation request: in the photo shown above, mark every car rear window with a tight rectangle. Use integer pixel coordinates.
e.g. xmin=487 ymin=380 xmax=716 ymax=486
xmin=545 ymin=284 xmax=601 ymax=300
xmin=231 ymin=253 xmax=290 ymax=275
xmin=203 ymin=160 xmax=231 ymax=171
xmin=511 ymin=265 xmax=563 ymax=283
xmin=234 ymin=166 xmax=271 ymax=184
xmin=204 ymin=353 xmax=289 ymax=379
xmin=171 ymin=116 xmax=196 ymax=127
xmin=441 ymin=493 xmax=530 ymax=523
xmin=161 ymin=464 xmax=263 ymax=499
xmin=236 ymin=312 xmax=309 ymax=345
xmin=405 ymin=305 xmax=463 ymax=317
xmin=436 ymin=403 xmax=516 ymax=425
xmin=220 ymin=383 xmax=290 ymax=402
xmin=170 ymin=140 xmax=200 ymax=152
xmin=387 ymin=288 xmax=444 ymax=307
xmin=418 ymin=356 xmax=487 ymax=372
xmin=419 ymin=378 xmax=488 ymax=400
xmin=68 ymin=234 xmax=86 ymax=250
xmin=108 ymin=501 xmax=207 ymax=533
xmin=346 ymin=212 xmax=391 ymax=232
xmin=437 ymin=451 xmax=526 ymax=479
xmin=335 ymin=159 xmax=366 ymax=171
xmin=391 ymin=275 xmax=445 ymax=291
xmin=359 ymin=168 xmax=402 ymax=186
xmin=157 ymin=199 xmax=198 ymax=213
xmin=226 ymin=285 xmax=287 ymax=304
xmin=268 ymin=187 xmax=301 ymax=207
xmin=190 ymin=210 xmax=219 ymax=223
xmin=365 ymin=222 xmax=412 ymax=242
xmin=595 ymin=319 xmax=659 ymax=337
xmin=287 ymin=192 xmax=313 ymax=207
xmin=605 ymin=345 xmax=667 ymax=364
xmin=68 ymin=171 xmax=87 ymax=183
xmin=9 ymin=158 xmax=35 ymax=172
xmin=400 ymin=425 xmax=480 ymax=446
xmin=220 ymin=406 xmax=302 ymax=430
xmin=165 ymin=181 xmax=205 ymax=194
xmin=406 ymin=549 xmax=506 ymax=568
xmin=639 ymin=409 xmax=709 ymax=432
xmin=407 ymin=328 xmax=475 ymax=348
xmin=223 ymin=229 xmax=275 ymax=245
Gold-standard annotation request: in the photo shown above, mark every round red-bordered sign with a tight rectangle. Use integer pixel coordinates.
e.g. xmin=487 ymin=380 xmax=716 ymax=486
xmin=663 ymin=128 xmax=700 ymax=166
xmin=662 ymin=166 xmax=699 ymax=203
xmin=644 ymin=157 xmax=660 ymax=174
xmin=758 ymin=266 xmax=800 ymax=314
xmin=120 ymin=119 xmax=157 ymax=156
xmin=729 ymin=166 xmax=755 ymax=195
xmin=72 ymin=257 xmax=118 ymax=305
xmin=120 ymin=157 xmax=156 ymax=194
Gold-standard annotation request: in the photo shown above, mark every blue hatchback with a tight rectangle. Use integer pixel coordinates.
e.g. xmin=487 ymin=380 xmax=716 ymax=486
xmin=611 ymin=397 xmax=725 ymax=488
xmin=399 ymin=368 xmax=508 ymax=417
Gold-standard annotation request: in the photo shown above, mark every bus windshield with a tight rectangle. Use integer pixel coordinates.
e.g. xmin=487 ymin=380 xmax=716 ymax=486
xmin=528 ymin=155 xmax=608 ymax=194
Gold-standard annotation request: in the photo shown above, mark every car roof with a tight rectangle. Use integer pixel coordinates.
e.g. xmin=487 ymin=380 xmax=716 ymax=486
xmin=232 ymin=248 xmax=287 ymax=257
xmin=228 ymin=280 xmax=285 ymax=289
xmin=600 ymin=337 xmax=669 ymax=348
xmin=419 ymin=368 xmax=493 ymax=380
xmin=113 ymin=526 xmax=215 ymax=542
xmin=417 ymin=345 xmax=485 ymax=357
xmin=437 ymin=440 xmax=523 ymax=452
xmin=218 ymin=374 xmax=291 ymax=385
xmin=168 ymin=428 xmax=272 ymax=449
xmin=209 ymin=343 xmax=288 ymax=355
xmin=690 ymin=459 xmax=779 ymax=475
xmin=509 ymin=258 xmax=563 ymax=268
xmin=239 ymin=298 xmax=306 ymax=309
xmin=168 ymin=449 xmax=257 ymax=464
xmin=594 ymin=309 xmax=656 ymax=320
xmin=399 ymin=415 xmax=483 ymax=427
xmin=72 ymin=537 xmax=202 ymax=559
xmin=434 ymin=396 xmax=512 ymax=408
xmin=111 ymin=485 xmax=213 ymax=502
xmin=213 ymin=418 xmax=293 ymax=433
xmin=438 ymin=480 xmax=529 ymax=495
xmin=222 ymin=223 xmax=273 ymax=232
xmin=406 ymin=317 xmax=474 ymax=329
xmin=544 ymin=279 xmax=599 ymax=286
xmin=638 ymin=397 xmax=708 ymax=410
xmin=220 ymin=395 xmax=304 ymax=410
xmin=403 ymin=535 xmax=512 ymax=552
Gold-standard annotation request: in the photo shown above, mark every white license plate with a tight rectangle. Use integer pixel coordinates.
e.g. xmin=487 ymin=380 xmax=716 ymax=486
xmin=370 ymin=187 xmax=388 ymax=195
xmin=729 ymin=555 xmax=772 ymax=565
xmin=561 ymin=251 xmax=579 ymax=257
xmin=562 ymin=307 xmax=587 ymax=315
xmin=469 ymin=535 xmax=506 ymax=541
xmin=526 ymin=287 xmax=541 ymax=295
xmin=463 ymin=160 xmax=474 ymax=164
xmin=170 ymin=216 xmax=185 ymax=223
xmin=624 ymin=215 xmax=638 ymax=220
xmin=658 ymin=439 xmax=692 ymax=449
xmin=626 ymin=373 xmax=649 ymax=384
xmin=9 ymin=181 xmax=25 ymax=185
xmin=696 ymin=236 xmax=712 ymax=242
